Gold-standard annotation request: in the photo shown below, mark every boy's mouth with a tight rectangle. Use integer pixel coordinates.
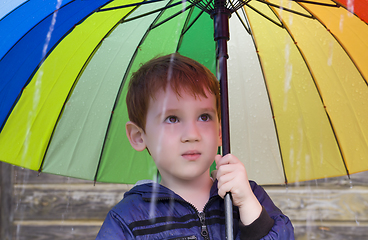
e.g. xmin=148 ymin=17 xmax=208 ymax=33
xmin=182 ymin=151 xmax=201 ymax=160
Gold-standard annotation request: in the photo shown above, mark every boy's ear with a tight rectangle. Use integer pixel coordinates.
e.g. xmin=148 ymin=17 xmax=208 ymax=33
xmin=218 ymin=123 xmax=222 ymax=146
xmin=126 ymin=121 xmax=147 ymax=152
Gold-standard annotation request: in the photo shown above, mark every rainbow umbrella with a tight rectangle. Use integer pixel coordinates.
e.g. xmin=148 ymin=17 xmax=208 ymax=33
xmin=1 ymin=0 xmax=368 ymax=185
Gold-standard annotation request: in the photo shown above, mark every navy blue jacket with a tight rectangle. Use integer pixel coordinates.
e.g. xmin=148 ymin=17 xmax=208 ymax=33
xmin=96 ymin=180 xmax=294 ymax=239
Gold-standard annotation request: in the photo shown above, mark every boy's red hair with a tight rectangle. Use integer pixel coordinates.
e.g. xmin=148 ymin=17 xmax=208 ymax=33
xmin=126 ymin=53 xmax=220 ymax=131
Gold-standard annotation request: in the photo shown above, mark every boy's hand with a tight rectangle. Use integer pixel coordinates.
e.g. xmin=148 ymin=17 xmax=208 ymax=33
xmin=214 ymin=154 xmax=262 ymax=225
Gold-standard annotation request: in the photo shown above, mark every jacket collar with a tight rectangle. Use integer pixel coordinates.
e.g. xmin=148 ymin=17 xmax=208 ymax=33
xmin=125 ymin=179 xmax=219 ymax=201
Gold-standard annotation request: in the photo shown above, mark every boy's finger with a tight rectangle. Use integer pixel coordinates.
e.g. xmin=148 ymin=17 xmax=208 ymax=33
xmin=217 ymin=170 xmax=235 ymax=186
xmin=215 ymin=155 xmax=227 ymax=168
xmin=218 ymin=181 xmax=234 ymax=198
xmin=216 ymin=164 xmax=237 ymax=177
xmin=216 ymin=153 xmax=239 ymax=167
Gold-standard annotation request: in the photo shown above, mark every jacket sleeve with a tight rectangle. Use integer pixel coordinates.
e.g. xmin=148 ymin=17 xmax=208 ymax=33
xmin=247 ymin=181 xmax=295 ymax=240
xmin=238 ymin=206 xmax=274 ymax=240
xmin=96 ymin=210 xmax=134 ymax=240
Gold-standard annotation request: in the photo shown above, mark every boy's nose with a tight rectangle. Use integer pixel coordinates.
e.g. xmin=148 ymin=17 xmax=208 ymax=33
xmin=181 ymin=121 xmax=201 ymax=142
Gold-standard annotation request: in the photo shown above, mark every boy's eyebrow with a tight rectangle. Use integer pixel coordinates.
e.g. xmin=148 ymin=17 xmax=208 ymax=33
xmin=199 ymin=107 xmax=217 ymax=114
xmin=155 ymin=108 xmax=178 ymax=120
xmin=157 ymin=107 xmax=217 ymax=118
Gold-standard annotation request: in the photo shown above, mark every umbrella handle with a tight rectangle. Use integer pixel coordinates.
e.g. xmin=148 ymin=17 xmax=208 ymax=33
xmin=224 ymin=192 xmax=233 ymax=239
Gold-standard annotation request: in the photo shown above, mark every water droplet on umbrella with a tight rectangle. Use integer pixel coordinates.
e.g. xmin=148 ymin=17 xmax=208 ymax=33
xmin=327 ymin=41 xmax=334 ymax=66
xmin=338 ymin=14 xmax=345 ymax=33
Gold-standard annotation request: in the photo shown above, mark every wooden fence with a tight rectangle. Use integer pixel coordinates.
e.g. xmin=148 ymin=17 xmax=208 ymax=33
xmin=1 ymin=162 xmax=368 ymax=239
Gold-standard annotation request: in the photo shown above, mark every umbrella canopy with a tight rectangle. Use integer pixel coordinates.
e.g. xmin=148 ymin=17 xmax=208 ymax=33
xmin=0 ymin=0 xmax=367 ymax=185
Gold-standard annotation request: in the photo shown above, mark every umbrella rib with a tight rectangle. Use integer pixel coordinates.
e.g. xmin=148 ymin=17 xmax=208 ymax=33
xmin=181 ymin=2 xmax=207 ymax=35
xmin=245 ymin=3 xmax=283 ymax=27
xmin=191 ymin=0 xmax=215 ymax=13
xmin=231 ymin=3 xmax=251 ymax=34
xmin=239 ymin=3 xmax=253 ymax=32
xmin=150 ymin=3 xmax=195 ymax=29
xmin=97 ymin=0 xmax=167 ymax=12
xmin=176 ymin=2 xmax=208 ymax=51
xmin=183 ymin=8 xmax=205 ymax=34
xmin=176 ymin=7 xmax=195 ymax=51
xmin=121 ymin=1 xmax=184 ymax=23
xmin=292 ymin=0 xmax=339 ymax=7
xmin=322 ymin=111 xmax=351 ymax=178
xmin=228 ymin=0 xmax=246 ymax=11
xmin=256 ymin=0 xmax=314 ymax=19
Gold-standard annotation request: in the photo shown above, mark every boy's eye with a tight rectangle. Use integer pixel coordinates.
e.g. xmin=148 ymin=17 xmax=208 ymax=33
xmin=199 ymin=114 xmax=211 ymax=122
xmin=165 ymin=116 xmax=179 ymax=123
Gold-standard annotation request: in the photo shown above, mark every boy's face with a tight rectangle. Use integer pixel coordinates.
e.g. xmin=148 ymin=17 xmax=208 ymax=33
xmin=141 ymin=86 xmax=221 ymax=184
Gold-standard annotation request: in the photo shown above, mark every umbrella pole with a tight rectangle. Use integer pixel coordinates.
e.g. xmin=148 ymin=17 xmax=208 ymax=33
xmin=212 ymin=1 xmax=233 ymax=239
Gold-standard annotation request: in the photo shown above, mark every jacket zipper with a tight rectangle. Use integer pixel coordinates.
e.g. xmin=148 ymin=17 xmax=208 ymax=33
xmin=182 ymin=197 xmax=218 ymax=240
xmin=146 ymin=196 xmax=219 ymax=240
xmin=198 ymin=211 xmax=209 ymax=240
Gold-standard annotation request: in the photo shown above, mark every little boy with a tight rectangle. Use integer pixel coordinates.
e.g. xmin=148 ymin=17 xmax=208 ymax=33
xmin=96 ymin=54 xmax=294 ymax=239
